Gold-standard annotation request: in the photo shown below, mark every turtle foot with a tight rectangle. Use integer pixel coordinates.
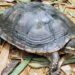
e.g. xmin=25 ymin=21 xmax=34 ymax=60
xmin=50 ymin=64 xmax=60 ymax=75
xmin=50 ymin=69 xmax=60 ymax=75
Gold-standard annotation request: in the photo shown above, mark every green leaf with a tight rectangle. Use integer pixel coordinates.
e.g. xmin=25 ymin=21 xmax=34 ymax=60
xmin=0 ymin=10 xmax=5 ymax=14
xmin=29 ymin=57 xmax=50 ymax=68
xmin=9 ymin=55 xmax=33 ymax=75
xmin=16 ymin=0 xmax=31 ymax=3
xmin=32 ymin=57 xmax=50 ymax=62
xmin=63 ymin=58 xmax=75 ymax=65
xmin=63 ymin=56 xmax=75 ymax=65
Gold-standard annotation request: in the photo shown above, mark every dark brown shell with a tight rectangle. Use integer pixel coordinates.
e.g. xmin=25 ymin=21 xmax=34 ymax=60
xmin=0 ymin=2 xmax=75 ymax=53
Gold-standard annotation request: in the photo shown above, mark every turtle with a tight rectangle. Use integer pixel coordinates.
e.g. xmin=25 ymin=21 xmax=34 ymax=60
xmin=0 ymin=2 xmax=75 ymax=75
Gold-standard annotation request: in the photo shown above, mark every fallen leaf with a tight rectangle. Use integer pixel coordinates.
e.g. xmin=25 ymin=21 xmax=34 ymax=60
xmin=4 ymin=0 xmax=14 ymax=2
xmin=0 ymin=43 xmax=10 ymax=75
xmin=20 ymin=66 xmax=49 ymax=75
xmin=10 ymin=55 xmax=33 ymax=75
xmin=68 ymin=0 xmax=75 ymax=4
xmin=61 ymin=65 xmax=72 ymax=75
xmin=2 ymin=60 xmax=20 ymax=75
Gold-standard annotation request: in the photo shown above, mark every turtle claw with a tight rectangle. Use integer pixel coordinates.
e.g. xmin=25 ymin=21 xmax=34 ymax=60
xmin=49 ymin=69 xmax=60 ymax=75
xmin=50 ymin=64 xmax=60 ymax=75
xmin=48 ymin=63 xmax=60 ymax=75
xmin=51 ymin=66 xmax=60 ymax=75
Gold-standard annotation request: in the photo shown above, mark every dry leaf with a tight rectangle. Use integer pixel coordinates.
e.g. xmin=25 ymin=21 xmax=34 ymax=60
xmin=3 ymin=0 xmax=14 ymax=2
xmin=20 ymin=66 xmax=49 ymax=75
xmin=61 ymin=65 xmax=72 ymax=75
xmin=68 ymin=0 xmax=75 ymax=4
xmin=0 ymin=43 xmax=10 ymax=75
xmin=61 ymin=64 xmax=75 ymax=75
xmin=2 ymin=60 xmax=20 ymax=75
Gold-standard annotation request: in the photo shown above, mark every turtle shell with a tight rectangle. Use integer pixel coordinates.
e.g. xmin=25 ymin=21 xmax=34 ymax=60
xmin=0 ymin=2 xmax=75 ymax=53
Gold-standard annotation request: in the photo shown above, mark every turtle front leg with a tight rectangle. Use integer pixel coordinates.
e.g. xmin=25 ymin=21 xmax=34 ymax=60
xmin=49 ymin=52 xmax=60 ymax=75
